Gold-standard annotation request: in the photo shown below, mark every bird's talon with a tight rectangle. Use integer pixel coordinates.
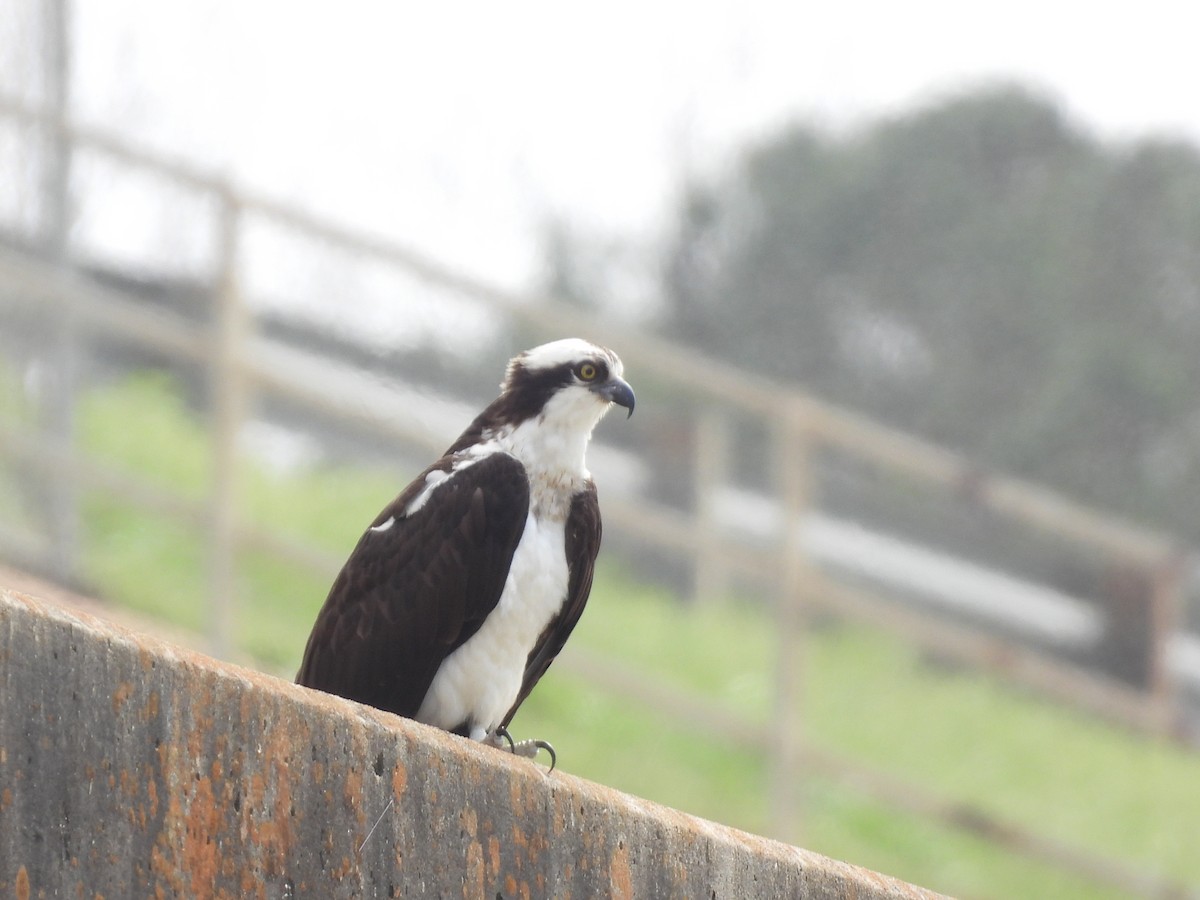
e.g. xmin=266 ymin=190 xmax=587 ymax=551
xmin=486 ymin=731 xmax=557 ymax=771
xmin=536 ymin=740 xmax=557 ymax=773
xmin=511 ymin=738 xmax=557 ymax=772
xmin=484 ymin=727 xmax=516 ymax=752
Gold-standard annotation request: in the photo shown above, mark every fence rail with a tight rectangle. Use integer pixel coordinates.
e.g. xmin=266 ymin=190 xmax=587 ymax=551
xmin=1 ymin=92 xmax=1197 ymax=898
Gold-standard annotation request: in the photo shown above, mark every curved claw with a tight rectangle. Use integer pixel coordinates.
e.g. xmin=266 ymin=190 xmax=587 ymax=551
xmin=484 ymin=728 xmax=557 ymax=772
xmin=482 ymin=724 xmax=516 ymax=753
xmin=509 ymin=738 xmax=557 ymax=772
xmin=534 ymin=739 xmax=557 ymax=773
xmin=489 ymin=726 xmax=516 ymax=753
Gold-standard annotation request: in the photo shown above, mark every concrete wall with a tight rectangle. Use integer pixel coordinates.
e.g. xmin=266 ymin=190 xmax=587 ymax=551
xmin=0 ymin=587 xmax=943 ymax=899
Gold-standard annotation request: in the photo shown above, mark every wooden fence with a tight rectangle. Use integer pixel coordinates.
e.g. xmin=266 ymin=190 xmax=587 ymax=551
xmin=0 ymin=91 xmax=1196 ymax=898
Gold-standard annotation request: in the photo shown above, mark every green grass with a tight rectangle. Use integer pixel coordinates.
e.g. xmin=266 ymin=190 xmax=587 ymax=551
xmin=523 ymin=585 xmax=1200 ymax=898
xmin=6 ymin=368 xmax=1200 ymax=899
xmin=72 ymin=371 xmax=400 ymax=663
xmin=0 ymin=362 xmax=38 ymax=532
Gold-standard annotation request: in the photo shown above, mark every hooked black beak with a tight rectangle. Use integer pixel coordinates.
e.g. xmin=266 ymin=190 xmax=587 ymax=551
xmin=595 ymin=377 xmax=635 ymax=418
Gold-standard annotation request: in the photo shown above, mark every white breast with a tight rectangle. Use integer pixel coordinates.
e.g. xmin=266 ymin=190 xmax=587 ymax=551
xmin=414 ymin=512 xmax=569 ymax=739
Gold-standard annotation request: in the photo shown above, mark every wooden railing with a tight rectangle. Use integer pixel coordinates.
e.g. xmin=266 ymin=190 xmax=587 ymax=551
xmin=1 ymin=92 xmax=1196 ymax=898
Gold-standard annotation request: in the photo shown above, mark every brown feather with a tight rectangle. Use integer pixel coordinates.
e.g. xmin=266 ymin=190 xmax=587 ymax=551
xmin=296 ymin=452 xmax=530 ymax=719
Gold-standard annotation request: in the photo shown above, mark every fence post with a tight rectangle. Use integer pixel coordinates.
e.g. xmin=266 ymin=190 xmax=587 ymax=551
xmin=768 ymin=399 xmax=815 ymax=843
xmin=1147 ymin=553 xmax=1186 ymax=735
xmin=208 ymin=184 xmax=247 ymax=659
xmin=693 ymin=408 xmax=732 ymax=605
xmin=40 ymin=0 xmax=80 ymax=583
xmin=39 ymin=0 xmax=71 ymax=249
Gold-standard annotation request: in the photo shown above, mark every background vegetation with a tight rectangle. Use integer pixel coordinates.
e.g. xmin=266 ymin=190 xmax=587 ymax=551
xmin=554 ymin=86 xmax=1200 ymax=546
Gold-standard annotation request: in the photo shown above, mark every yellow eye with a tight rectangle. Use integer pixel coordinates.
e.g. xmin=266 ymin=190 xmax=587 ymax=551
xmin=577 ymin=363 xmax=598 ymax=381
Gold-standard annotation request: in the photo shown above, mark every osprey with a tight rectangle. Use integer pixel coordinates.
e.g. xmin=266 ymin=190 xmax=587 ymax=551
xmin=297 ymin=338 xmax=634 ymax=766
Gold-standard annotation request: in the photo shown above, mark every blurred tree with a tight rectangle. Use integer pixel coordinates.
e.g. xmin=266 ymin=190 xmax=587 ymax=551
xmin=656 ymin=85 xmax=1200 ymax=541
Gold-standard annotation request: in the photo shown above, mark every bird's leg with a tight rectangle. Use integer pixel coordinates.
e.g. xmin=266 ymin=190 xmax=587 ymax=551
xmin=484 ymin=727 xmax=557 ymax=772
xmin=482 ymin=727 xmax=515 ymax=752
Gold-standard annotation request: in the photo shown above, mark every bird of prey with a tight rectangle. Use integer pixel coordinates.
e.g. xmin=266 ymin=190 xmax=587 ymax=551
xmin=296 ymin=338 xmax=634 ymax=766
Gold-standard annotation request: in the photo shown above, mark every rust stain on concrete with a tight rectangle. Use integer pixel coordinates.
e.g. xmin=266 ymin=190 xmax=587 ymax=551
xmin=111 ymin=681 xmax=133 ymax=716
xmin=460 ymin=806 xmax=478 ymax=838
xmin=609 ymin=841 xmax=633 ymax=900
xmin=488 ymin=836 xmax=501 ymax=881
xmin=464 ymin=837 xmax=485 ymax=899
xmin=341 ymin=761 xmax=365 ymax=834
xmin=511 ymin=822 xmax=530 ymax=853
xmin=182 ymin=767 xmax=222 ymax=888
xmin=247 ymin=707 xmax=297 ymax=878
xmin=147 ymin=775 xmax=159 ymax=821
xmin=14 ymin=865 xmax=29 ymax=900
xmin=391 ymin=759 xmax=408 ymax=801
xmin=143 ymin=689 xmax=160 ymax=722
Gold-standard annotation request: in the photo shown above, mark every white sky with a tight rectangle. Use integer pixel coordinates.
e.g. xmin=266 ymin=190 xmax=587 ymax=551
xmin=19 ymin=1 xmax=1200 ymax=289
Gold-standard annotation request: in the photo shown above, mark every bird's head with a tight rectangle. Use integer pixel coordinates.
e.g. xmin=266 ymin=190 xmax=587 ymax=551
xmin=499 ymin=338 xmax=635 ymax=431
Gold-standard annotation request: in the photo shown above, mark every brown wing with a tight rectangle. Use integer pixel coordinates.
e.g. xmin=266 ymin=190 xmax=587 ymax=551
xmin=501 ymin=481 xmax=601 ymax=728
xmin=296 ymin=451 xmax=530 ymax=719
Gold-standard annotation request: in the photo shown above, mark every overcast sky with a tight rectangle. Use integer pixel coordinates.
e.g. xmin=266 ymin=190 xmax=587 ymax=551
xmin=14 ymin=1 xmax=1200 ymax=290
